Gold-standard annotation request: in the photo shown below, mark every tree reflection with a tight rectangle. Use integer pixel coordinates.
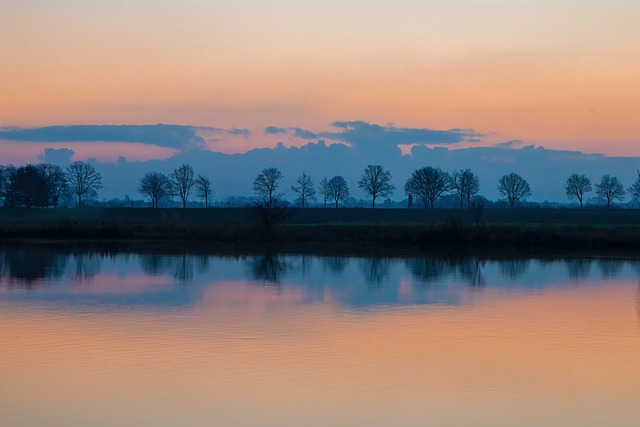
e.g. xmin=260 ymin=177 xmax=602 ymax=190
xmin=565 ymin=259 xmax=592 ymax=279
xmin=406 ymin=258 xmax=449 ymax=286
xmin=72 ymin=252 xmax=101 ymax=281
xmin=1 ymin=249 xmax=66 ymax=286
xmin=297 ymin=255 xmax=313 ymax=276
xmin=598 ymin=259 xmax=624 ymax=278
xmin=248 ymin=252 xmax=289 ymax=284
xmin=359 ymin=257 xmax=391 ymax=286
xmin=140 ymin=254 xmax=169 ymax=276
xmin=499 ymin=259 xmax=530 ymax=280
xmin=140 ymin=253 xmax=193 ymax=283
xmin=323 ymin=256 xmax=349 ymax=275
xmin=173 ymin=254 xmax=194 ymax=282
xmin=457 ymin=258 xmax=485 ymax=287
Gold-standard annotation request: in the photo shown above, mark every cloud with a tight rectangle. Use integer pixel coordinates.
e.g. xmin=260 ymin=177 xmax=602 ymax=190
xmin=37 ymin=147 xmax=75 ymax=164
xmin=0 ymin=124 xmax=246 ymax=150
xmin=265 ymin=126 xmax=286 ymax=134
xmin=227 ymin=128 xmax=251 ymax=137
xmin=264 ymin=126 xmax=317 ymax=139
xmin=494 ymin=139 xmax=525 ymax=148
xmin=320 ymin=121 xmax=482 ymax=149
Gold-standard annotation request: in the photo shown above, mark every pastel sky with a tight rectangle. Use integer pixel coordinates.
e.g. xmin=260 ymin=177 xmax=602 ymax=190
xmin=2 ymin=0 xmax=640 ymax=160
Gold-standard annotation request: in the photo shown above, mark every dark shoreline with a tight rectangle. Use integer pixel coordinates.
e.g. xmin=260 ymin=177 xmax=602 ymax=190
xmin=2 ymin=222 xmax=640 ymax=258
xmin=1 ymin=207 xmax=640 ymax=257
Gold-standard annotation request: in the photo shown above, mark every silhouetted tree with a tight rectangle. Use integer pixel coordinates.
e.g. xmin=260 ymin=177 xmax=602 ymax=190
xmin=37 ymin=163 xmax=68 ymax=207
xmin=3 ymin=165 xmax=49 ymax=208
xmin=319 ymin=177 xmax=330 ymax=208
xmin=404 ymin=166 xmax=450 ymax=208
xmin=66 ymin=161 xmax=103 ymax=207
xmin=0 ymin=164 xmax=16 ymax=200
xmin=497 ymin=172 xmax=531 ymax=208
xmin=253 ymin=167 xmax=283 ymax=208
xmin=138 ymin=172 xmax=172 ymax=208
xmin=327 ymin=176 xmax=350 ymax=208
xmin=248 ymin=201 xmax=291 ymax=239
xmin=194 ymin=174 xmax=213 ymax=208
xmin=469 ymin=197 xmax=485 ymax=226
xmin=627 ymin=170 xmax=640 ymax=205
xmin=170 ymin=164 xmax=195 ymax=208
xmin=290 ymin=173 xmax=316 ymax=208
xmin=358 ymin=164 xmax=395 ymax=208
xmin=595 ymin=174 xmax=625 ymax=208
xmin=450 ymin=169 xmax=480 ymax=208
xmin=564 ymin=173 xmax=592 ymax=209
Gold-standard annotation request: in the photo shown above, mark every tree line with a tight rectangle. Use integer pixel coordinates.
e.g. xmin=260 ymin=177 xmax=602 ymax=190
xmin=2 ymin=160 xmax=640 ymax=209
xmin=249 ymin=165 xmax=640 ymax=210
xmin=0 ymin=161 xmax=102 ymax=208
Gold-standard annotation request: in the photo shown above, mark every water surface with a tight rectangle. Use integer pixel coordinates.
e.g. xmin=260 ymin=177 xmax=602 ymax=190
xmin=1 ymin=248 xmax=639 ymax=426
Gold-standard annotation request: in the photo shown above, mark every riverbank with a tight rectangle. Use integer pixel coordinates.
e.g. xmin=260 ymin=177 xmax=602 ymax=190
xmin=1 ymin=212 xmax=640 ymax=256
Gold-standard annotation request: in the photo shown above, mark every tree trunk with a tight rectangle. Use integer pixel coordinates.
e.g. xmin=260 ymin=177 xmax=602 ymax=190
xmin=372 ymin=197 xmax=376 ymax=208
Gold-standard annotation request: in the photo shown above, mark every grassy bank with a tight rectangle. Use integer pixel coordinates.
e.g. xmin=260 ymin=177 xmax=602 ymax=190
xmin=1 ymin=207 xmax=640 ymax=255
xmin=1 ymin=206 xmax=640 ymax=226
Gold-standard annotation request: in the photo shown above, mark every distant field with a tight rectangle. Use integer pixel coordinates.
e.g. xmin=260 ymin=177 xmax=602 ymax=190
xmin=0 ymin=207 xmax=639 ymax=226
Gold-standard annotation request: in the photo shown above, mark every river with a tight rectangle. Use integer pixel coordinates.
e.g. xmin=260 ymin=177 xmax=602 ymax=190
xmin=1 ymin=247 xmax=639 ymax=426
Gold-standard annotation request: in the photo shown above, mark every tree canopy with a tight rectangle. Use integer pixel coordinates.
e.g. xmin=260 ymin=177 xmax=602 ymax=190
xmin=358 ymin=165 xmax=394 ymax=208
xmin=497 ymin=172 xmax=531 ymax=208
xmin=404 ymin=167 xmax=450 ymax=208
xmin=66 ymin=161 xmax=103 ymax=207
xmin=253 ymin=167 xmax=283 ymax=208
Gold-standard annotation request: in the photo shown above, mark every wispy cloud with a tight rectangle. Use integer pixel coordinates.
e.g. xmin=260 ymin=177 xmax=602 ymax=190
xmin=494 ymin=139 xmax=526 ymax=149
xmin=264 ymin=126 xmax=317 ymax=140
xmin=0 ymin=124 xmax=249 ymax=151
xmin=320 ymin=121 xmax=482 ymax=149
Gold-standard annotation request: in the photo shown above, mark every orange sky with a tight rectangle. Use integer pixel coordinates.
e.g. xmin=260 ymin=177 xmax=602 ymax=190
xmin=1 ymin=1 xmax=640 ymax=156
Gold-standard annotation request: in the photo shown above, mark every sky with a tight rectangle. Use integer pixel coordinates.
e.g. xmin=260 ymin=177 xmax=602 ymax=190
xmin=1 ymin=1 xmax=640 ymax=202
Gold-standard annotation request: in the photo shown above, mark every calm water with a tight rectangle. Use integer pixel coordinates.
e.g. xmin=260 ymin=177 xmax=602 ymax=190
xmin=1 ymin=248 xmax=639 ymax=427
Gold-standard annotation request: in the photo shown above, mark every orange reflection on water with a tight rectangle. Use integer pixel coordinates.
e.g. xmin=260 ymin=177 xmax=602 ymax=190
xmin=1 ymin=280 xmax=639 ymax=427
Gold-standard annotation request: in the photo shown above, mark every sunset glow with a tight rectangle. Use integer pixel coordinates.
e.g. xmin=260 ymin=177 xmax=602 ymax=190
xmin=2 ymin=1 xmax=640 ymax=159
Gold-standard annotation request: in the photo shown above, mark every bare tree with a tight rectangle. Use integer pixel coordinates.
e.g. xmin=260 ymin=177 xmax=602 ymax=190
xmin=497 ymin=172 xmax=531 ymax=208
xmin=138 ymin=172 xmax=172 ymax=208
xmin=327 ymin=176 xmax=350 ymax=208
xmin=404 ymin=166 xmax=450 ymax=208
xmin=627 ymin=170 xmax=640 ymax=206
xmin=170 ymin=164 xmax=195 ymax=208
xmin=450 ymin=169 xmax=480 ymax=208
xmin=595 ymin=174 xmax=625 ymax=208
xmin=358 ymin=165 xmax=395 ymax=208
xmin=319 ymin=177 xmax=329 ymax=208
xmin=253 ymin=167 xmax=283 ymax=208
xmin=564 ymin=173 xmax=592 ymax=209
xmin=66 ymin=161 xmax=103 ymax=207
xmin=290 ymin=173 xmax=316 ymax=208
xmin=469 ymin=197 xmax=485 ymax=226
xmin=194 ymin=174 xmax=213 ymax=208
